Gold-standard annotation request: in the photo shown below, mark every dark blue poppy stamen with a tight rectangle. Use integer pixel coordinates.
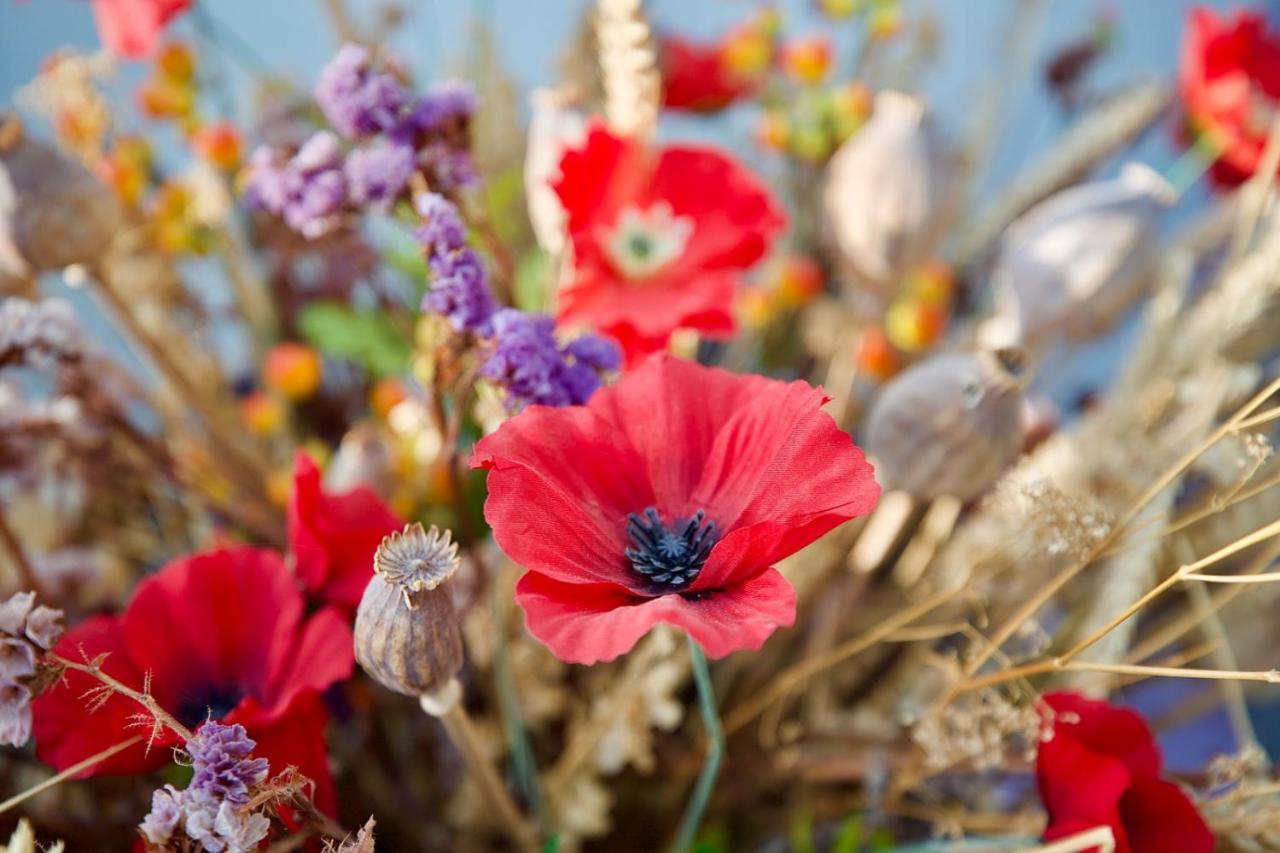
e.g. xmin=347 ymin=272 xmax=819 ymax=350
xmin=178 ymin=684 xmax=246 ymax=728
xmin=625 ymin=507 xmax=717 ymax=590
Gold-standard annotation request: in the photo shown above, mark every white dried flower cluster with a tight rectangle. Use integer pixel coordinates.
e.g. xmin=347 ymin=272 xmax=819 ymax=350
xmin=0 ymin=298 xmax=82 ymax=369
xmin=911 ymin=690 xmax=1042 ymax=771
xmin=0 ymin=591 xmax=63 ymax=747
xmin=997 ymin=478 xmax=1113 ymax=560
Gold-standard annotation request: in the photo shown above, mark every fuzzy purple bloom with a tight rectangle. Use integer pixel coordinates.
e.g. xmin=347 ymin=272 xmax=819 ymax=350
xmin=407 ymin=81 xmax=477 ymax=133
xmin=139 ymin=786 xmax=183 ymax=845
xmin=345 ymin=142 xmax=416 ymax=208
xmin=424 ymin=248 xmax=496 ymax=334
xmin=315 ymin=44 xmax=410 ymax=139
xmin=481 ymin=310 xmax=619 ymax=409
xmin=413 ymin=191 xmax=468 ymax=254
xmin=187 ymin=722 xmax=270 ymax=807
xmin=422 ymin=141 xmax=478 ymax=190
xmin=244 ymin=132 xmax=350 ymax=239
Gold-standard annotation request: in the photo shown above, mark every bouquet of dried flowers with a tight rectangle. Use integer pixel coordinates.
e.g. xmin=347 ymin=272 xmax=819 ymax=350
xmin=3 ymin=1 xmax=1280 ymax=851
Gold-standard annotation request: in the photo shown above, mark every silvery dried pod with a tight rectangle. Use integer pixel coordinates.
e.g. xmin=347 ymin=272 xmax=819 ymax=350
xmin=0 ymin=116 xmax=119 ymax=272
xmin=354 ymin=523 xmax=464 ymax=698
xmin=823 ymin=91 xmax=955 ymax=292
xmin=864 ymin=348 xmax=1028 ymax=502
xmin=984 ymin=163 xmax=1174 ymax=349
xmin=524 ymin=87 xmax=587 ymax=256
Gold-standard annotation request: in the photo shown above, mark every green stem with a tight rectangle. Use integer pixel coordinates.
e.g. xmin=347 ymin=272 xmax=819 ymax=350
xmin=671 ymin=637 xmax=723 ymax=853
xmin=491 ymin=583 xmax=550 ymax=833
xmin=1165 ymin=128 xmax=1223 ymax=198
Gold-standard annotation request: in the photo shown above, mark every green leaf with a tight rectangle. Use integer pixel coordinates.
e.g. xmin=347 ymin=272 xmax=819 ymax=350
xmin=514 ymin=249 xmax=550 ymax=313
xmin=296 ymin=302 xmax=412 ymax=378
xmin=832 ymin=814 xmax=861 ymax=853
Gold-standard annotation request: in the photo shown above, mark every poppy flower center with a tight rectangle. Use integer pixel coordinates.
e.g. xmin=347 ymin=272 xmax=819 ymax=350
xmin=625 ymin=507 xmax=717 ymax=591
xmin=603 ymin=202 xmax=694 ymax=281
xmin=177 ymin=684 xmax=247 ymax=728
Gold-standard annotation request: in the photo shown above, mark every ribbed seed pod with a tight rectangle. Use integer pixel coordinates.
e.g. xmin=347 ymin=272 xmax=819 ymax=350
xmin=985 ymin=162 xmax=1174 ymax=349
xmin=864 ymin=348 xmax=1028 ymax=502
xmin=354 ymin=523 xmax=464 ymax=697
xmin=0 ymin=115 xmax=119 ymax=272
xmin=823 ymin=91 xmax=954 ymax=292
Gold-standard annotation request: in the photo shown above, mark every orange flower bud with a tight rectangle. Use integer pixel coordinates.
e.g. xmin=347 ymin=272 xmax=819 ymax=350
xmin=191 ymin=122 xmax=242 ymax=171
xmin=155 ymin=42 xmax=196 ymax=82
xmin=776 ymin=256 xmax=824 ymax=307
xmin=370 ymin=377 xmax=411 ymax=420
xmin=264 ymin=343 xmax=323 ymax=401
xmin=854 ymin=325 xmax=902 ymax=381
xmin=885 ymin=296 xmax=947 ymax=353
xmin=781 ymin=36 xmax=833 ymax=85
xmin=239 ymin=391 xmax=285 ymax=435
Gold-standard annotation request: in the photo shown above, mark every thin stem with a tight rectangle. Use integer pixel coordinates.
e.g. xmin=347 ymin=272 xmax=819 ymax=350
xmin=1165 ymin=128 xmax=1221 ymax=197
xmin=957 ymin=656 xmax=1280 ymax=694
xmin=423 ymin=684 xmax=538 ymax=853
xmin=670 ymin=637 xmax=723 ymax=853
xmin=490 ymin=582 xmax=549 ymax=832
xmin=1027 ymin=826 xmax=1115 ymax=853
xmin=0 ymin=508 xmax=47 ymax=600
xmin=51 ymin=653 xmax=193 ymax=742
xmin=0 ymin=734 xmax=145 ymax=814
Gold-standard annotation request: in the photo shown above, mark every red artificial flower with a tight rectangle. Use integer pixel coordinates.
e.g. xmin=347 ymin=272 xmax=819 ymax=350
xmin=1179 ymin=7 xmax=1280 ymax=186
xmin=91 ymin=0 xmax=192 ymax=59
xmin=1036 ymin=691 xmax=1213 ymax=853
xmin=288 ymin=451 xmax=404 ymax=611
xmin=470 ymin=354 xmax=879 ymax=664
xmin=660 ymin=35 xmax=758 ymax=113
xmin=553 ymin=122 xmax=786 ymax=366
xmin=32 ymin=547 xmax=352 ymax=813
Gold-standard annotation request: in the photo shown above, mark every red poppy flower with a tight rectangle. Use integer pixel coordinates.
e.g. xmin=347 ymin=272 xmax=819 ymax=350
xmin=470 ymin=354 xmax=879 ymax=664
xmin=660 ymin=35 xmax=758 ymax=113
xmin=1179 ymin=7 xmax=1280 ymax=186
xmin=32 ymin=547 xmax=353 ymax=813
xmin=553 ymin=123 xmax=786 ymax=366
xmin=288 ymin=451 xmax=404 ymax=610
xmin=1036 ymin=691 xmax=1213 ymax=853
xmin=91 ymin=0 xmax=192 ymax=59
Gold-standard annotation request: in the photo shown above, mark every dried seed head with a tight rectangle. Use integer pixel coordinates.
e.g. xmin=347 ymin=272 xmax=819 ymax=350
xmin=985 ymin=162 xmax=1174 ymax=349
xmin=864 ymin=348 xmax=1027 ymax=501
xmin=354 ymin=524 xmax=464 ymax=697
xmin=823 ymin=91 xmax=956 ymax=291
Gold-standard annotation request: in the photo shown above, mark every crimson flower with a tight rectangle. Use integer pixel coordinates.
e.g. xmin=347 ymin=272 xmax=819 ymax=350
xmin=1179 ymin=7 xmax=1280 ymax=186
xmin=470 ymin=354 xmax=879 ymax=664
xmin=660 ymin=35 xmax=758 ymax=113
xmin=91 ymin=0 xmax=192 ymax=59
xmin=288 ymin=451 xmax=404 ymax=610
xmin=32 ymin=547 xmax=353 ymax=813
xmin=553 ymin=123 xmax=785 ymax=365
xmin=1036 ymin=691 xmax=1213 ymax=853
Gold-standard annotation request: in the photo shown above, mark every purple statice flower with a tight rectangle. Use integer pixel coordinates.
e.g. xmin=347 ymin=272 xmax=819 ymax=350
xmin=244 ymin=132 xmax=350 ymax=239
xmin=138 ymin=722 xmax=272 ymax=852
xmin=415 ymin=192 xmax=495 ymax=333
xmin=315 ymin=44 xmax=410 ymax=139
xmin=0 ymin=682 xmax=31 ymax=748
xmin=406 ymin=81 xmax=477 ymax=134
xmin=186 ymin=722 xmax=270 ymax=807
xmin=0 ymin=590 xmax=61 ymax=748
xmin=345 ymin=142 xmax=416 ymax=209
xmin=422 ymin=141 xmax=478 ymax=191
xmin=139 ymin=786 xmax=184 ymax=845
xmin=481 ymin=310 xmax=620 ymax=410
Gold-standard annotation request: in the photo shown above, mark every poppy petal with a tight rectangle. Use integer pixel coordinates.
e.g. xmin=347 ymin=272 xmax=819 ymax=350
xmin=1119 ymin=776 xmax=1214 ymax=853
xmin=123 ymin=548 xmax=303 ymax=704
xmin=33 ymin=616 xmax=177 ymax=775
xmin=516 ymin=567 xmax=795 ymax=664
xmin=1037 ymin=729 xmax=1130 ymax=851
xmin=244 ymin=692 xmax=339 ymax=815
xmin=1043 ymin=692 xmax=1162 ymax=779
xmin=472 ymin=404 xmax=655 ymax=591
xmin=261 ymin=607 xmax=354 ymax=721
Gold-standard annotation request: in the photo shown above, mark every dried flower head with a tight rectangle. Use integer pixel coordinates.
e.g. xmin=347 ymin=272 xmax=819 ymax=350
xmin=0 ymin=590 xmax=62 ymax=748
xmin=355 ymin=524 xmax=465 ymax=697
xmin=373 ymin=522 xmax=461 ymax=606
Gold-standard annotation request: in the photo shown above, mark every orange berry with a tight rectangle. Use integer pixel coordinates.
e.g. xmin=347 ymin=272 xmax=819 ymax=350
xmin=370 ymin=377 xmax=411 ymax=420
xmin=191 ymin=122 xmax=243 ymax=171
xmin=239 ymin=391 xmax=285 ymax=435
xmin=757 ymin=110 xmax=791 ymax=151
xmin=155 ymin=42 xmax=196 ymax=82
xmin=781 ymin=36 xmax=833 ymax=85
xmin=264 ymin=343 xmax=323 ymax=401
xmin=739 ymin=288 xmax=774 ymax=329
xmin=138 ymin=79 xmax=195 ymax=119
xmin=854 ymin=326 xmax=902 ymax=381
xmin=885 ymin=297 xmax=948 ymax=353
xmin=776 ymin=256 xmax=824 ymax=307
xmin=912 ymin=260 xmax=955 ymax=305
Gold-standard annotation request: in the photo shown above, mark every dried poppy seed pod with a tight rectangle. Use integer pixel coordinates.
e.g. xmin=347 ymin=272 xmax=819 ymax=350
xmin=354 ymin=523 xmax=464 ymax=700
xmin=0 ymin=115 xmax=119 ymax=272
xmin=864 ymin=347 xmax=1028 ymax=502
xmin=823 ymin=91 xmax=955 ymax=291
xmin=986 ymin=163 xmax=1174 ymax=349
